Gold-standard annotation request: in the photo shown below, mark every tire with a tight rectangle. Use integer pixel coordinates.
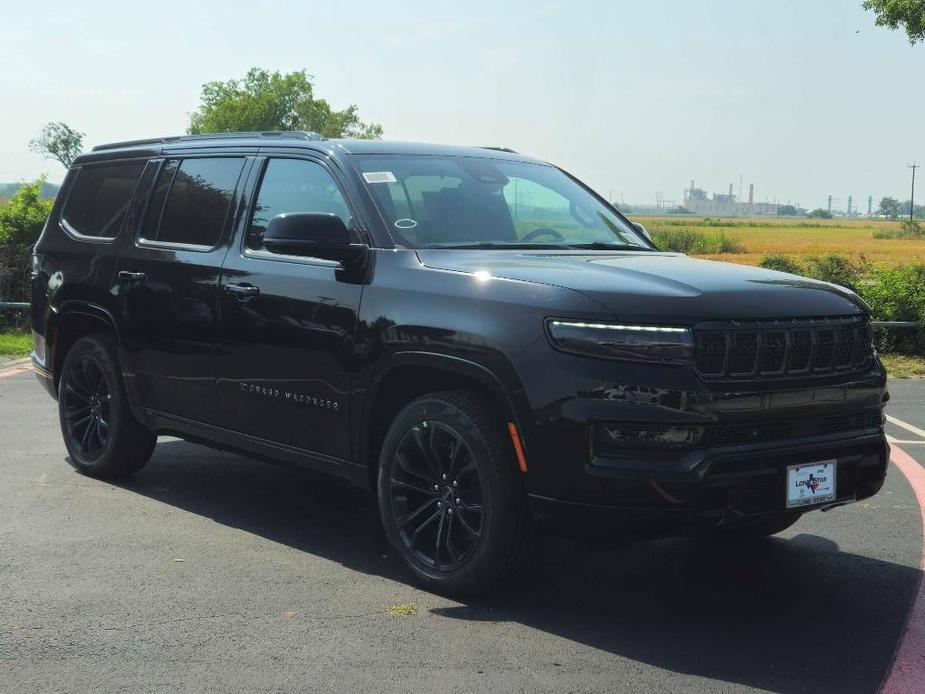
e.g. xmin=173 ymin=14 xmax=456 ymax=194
xmin=377 ymin=390 xmax=531 ymax=595
xmin=58 ymin=334 xmax=156 ymax=478
xmin=711 ymin=514 xmax=801 ymax=541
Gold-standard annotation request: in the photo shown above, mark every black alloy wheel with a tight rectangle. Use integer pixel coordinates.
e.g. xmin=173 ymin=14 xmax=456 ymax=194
xmin=377 ymin=390 xmax=531 ymax=595
xmin=58 ymin=335 xmax=157 ymax=478
xmin=62 ymin=352 xmax=111 ymax=460
xmin=388 ymin=420 xmax=484 ymax=572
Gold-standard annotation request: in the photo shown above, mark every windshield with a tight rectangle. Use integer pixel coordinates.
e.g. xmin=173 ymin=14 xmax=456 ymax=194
xmin=352 ymin=155 xmax=650 ymax=249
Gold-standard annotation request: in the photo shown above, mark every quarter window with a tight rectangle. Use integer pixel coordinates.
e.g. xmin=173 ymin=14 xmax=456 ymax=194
xmin=143 ymin=157 xmax=244 ymax=247
xmin=61 ymin=161 xmax=145 ymax=239
xmin=247 ymin=159 xmax=351 ymax=251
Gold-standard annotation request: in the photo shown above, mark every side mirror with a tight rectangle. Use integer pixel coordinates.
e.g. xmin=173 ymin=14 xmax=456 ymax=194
xmin=263 ymin=212 xmax=368 ymax=264
xmin=632 ymin=221 xmax=652 ymax=242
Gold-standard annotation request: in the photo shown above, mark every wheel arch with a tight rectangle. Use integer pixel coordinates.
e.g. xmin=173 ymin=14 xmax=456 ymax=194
xmin=48 ymin=301 xmax=121 ymax=392
xmin=358 ymin=351 xmax=530 ymax=491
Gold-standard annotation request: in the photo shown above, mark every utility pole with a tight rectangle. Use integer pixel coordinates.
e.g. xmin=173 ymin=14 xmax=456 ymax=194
xmin=910 ymin=162 xmax=920 ymax=221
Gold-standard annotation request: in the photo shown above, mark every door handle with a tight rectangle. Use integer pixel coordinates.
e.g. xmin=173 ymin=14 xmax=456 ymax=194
xmin=118 ymin=270 xmax=146 ymax=282
xmin=224 ymin=283 xmax=260 ymax=299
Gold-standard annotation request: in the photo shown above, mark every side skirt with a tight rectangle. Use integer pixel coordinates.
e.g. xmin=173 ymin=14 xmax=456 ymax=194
xmin=140 ymin=408 xmax=371 ymax=490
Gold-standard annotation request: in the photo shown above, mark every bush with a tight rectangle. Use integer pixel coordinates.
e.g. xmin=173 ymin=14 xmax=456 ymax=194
xmin=0 ymin=178 xmax=52 ymax=246
xmin=650 ymin=230 xmax=743 ymax=254
xmin=759 ymin=253 xmax=805 ymax=275
xmin=807 ymin=208 xmax=833 ymax=219
xmin=873 ymin=219 xmax=924 ymax=239
xmin=856 ymin=265 xmax=925 ymax=353
xmin=803 ymin=253 xmax=868 ymax=291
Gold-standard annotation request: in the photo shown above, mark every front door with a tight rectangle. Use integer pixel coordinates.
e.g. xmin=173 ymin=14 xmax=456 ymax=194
xmin=113 ymin=155 xmax=250 ymax=425
xmin=214 ymin=156 xmax=363 ymax=460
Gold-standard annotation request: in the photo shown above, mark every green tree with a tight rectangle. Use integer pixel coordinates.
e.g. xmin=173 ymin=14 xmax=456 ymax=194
xmin=877 ymin=197 xmax=899 ymax=217
xmin=0 ymin=178 xmax=53 ymax=245
xmin=863 ymin=0 xmax=925 ymax=44
xmin=188 ymin=68 xmax=383 ymax=139
xmin=29 ymin=122 xmax=85 ymax=169
xmin=807 ymin=208 xmax=833 ymax=219
xmin=878 ymin=196 xmax=902 ymax=217
xmin=777 ymin=204 xmax=799 ymax=216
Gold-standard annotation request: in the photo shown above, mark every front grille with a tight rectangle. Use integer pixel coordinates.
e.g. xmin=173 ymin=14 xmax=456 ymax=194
xmin=695 ymin=316 xmax=873 ymax=380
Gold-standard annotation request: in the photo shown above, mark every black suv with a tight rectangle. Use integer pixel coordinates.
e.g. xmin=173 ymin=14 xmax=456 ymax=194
xmin=31 ymin=132 xmax=889 ymax=594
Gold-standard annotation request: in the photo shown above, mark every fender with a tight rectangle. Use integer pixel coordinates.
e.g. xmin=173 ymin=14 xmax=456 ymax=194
xmin=356 ymin=349 xmax=533 ymax=468
xmin=45 ymin=300 xmax=122 ymax=383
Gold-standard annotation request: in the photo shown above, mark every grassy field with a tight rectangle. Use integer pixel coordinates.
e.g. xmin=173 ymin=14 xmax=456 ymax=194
xmin=0 ymin=329 xmax=31 ymax=358
xmin=636 ymin=215 xmax=925 ymax=267
xmin=880 ymin=353 xmax=925 ymax=379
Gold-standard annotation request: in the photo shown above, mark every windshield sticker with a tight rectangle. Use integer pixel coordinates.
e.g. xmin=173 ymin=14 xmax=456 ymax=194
xmin=363 ymin=171 xmax=397 ymax=184
xmin=394 ymin=218 xmax=418 ymax=229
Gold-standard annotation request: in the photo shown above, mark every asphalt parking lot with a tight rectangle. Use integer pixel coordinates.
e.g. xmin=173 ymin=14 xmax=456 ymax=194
xmin=1 ymin=361 xmax=923 ymax=694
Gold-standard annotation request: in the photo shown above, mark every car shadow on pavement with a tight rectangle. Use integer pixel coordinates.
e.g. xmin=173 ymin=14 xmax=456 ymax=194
xmin=117 ymin=438 xmax=920 ymax=694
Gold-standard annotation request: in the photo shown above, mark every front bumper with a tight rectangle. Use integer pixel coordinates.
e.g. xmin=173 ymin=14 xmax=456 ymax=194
xmin=529 ymin=431 xmax=888 ymax=538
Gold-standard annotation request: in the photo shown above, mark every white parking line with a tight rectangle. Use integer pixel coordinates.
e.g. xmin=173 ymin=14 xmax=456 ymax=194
xmin=886 ymin=415 xmax=925 ymax=441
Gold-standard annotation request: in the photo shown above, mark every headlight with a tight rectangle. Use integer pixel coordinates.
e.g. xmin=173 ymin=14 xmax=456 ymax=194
xmin=546 ymin=320 xmax=694 ymax=363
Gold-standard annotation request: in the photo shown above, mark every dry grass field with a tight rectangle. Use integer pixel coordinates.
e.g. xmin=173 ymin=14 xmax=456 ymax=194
xmin=637 ymin=216 xmax=925 ymax=267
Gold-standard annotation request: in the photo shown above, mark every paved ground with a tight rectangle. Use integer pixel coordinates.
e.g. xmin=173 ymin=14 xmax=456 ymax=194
xmin=1 ymin=366 xmax=923 ymax=694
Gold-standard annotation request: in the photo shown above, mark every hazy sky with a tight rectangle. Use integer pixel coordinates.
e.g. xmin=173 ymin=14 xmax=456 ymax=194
xmin=1 ymin=0 xmax=922 ymax=209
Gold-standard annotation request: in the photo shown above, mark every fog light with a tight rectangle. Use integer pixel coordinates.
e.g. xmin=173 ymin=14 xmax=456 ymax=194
xmin=595 ymin=424 xmax=704 ymax=449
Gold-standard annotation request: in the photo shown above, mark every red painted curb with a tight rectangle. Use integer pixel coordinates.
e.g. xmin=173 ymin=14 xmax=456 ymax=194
xmin=0 ymin=365 xmax=31 ymax=379
xmin=882 ymin=445 xmax=925 ymax=694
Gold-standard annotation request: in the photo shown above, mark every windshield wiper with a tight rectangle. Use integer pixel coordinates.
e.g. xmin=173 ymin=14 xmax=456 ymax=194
xmin=566 ymin=242 xmax=653 ymax=251
xmin=425 ymin=242 xmax=574 ymax=250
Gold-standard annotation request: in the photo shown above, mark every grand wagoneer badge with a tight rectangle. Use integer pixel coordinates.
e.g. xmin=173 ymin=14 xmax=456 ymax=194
xmin=239 ymin=382 xmax=340 ymax=411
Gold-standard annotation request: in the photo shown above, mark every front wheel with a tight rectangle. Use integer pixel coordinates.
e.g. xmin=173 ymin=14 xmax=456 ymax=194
xmin=377 ymin=391 xmax=531 ymax=595
xmin=58 ymin=335 xmax=156 ymax=478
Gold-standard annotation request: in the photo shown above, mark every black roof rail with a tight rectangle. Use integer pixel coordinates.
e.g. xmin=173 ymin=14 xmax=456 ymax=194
xmin=480 ymin=146 xmax=518 ymax=154
xmin=92 ymin=131 xmax=326 ymax=152
xmin=91 ymin=137 xmax=168 ymax=152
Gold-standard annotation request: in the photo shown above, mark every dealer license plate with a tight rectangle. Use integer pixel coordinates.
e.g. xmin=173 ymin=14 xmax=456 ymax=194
xmin=786 ymin=461 xmax=837 ymax=508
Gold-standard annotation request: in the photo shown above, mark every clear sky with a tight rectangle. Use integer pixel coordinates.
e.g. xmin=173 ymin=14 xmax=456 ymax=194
xmin=1 ymin=0 xmax=922 ymax=209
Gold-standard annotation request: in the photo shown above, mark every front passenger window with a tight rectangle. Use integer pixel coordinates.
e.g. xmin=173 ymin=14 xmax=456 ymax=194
xmin=248 ymin=159 xmax=351 ymax=251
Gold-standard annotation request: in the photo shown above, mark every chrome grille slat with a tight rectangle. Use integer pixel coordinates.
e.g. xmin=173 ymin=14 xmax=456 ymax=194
xmin=695 ymin=316 xmax=874 ymax=380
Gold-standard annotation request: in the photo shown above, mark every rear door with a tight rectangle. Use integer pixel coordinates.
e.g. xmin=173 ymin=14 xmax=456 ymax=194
xmin=214 ymin=155 xmax=363 ymax=460
xmin=112 ymin=155 xmax=251 ymax=425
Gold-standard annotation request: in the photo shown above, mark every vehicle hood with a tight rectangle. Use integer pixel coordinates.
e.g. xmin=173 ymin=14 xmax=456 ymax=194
xmin=416 ymin=250 xmax=868 ymax=322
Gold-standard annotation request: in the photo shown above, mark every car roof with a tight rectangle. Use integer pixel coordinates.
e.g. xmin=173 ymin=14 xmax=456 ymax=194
xmin=74 ymin=132 xmax=546 ymax=166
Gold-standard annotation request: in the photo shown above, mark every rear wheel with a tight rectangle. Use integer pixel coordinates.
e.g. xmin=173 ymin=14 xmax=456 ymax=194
xmin=377 ymin=390 xmax=531 ymax=595
xmin=59 ymin=335 xmax=156 ymax=478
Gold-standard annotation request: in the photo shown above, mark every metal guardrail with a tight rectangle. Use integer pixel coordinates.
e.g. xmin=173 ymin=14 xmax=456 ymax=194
xmin=0 ymin=302 xmax=29 ymax=310
xmin=872 ymin=321 xmax=923 ymax=328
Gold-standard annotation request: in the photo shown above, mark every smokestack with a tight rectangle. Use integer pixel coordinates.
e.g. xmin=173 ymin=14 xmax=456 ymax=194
xmin=847 ymin=195 xmax=853 ymax=216
xmin=827 ymin=195 xmax=832 ymax=212
xmin=729 ymin=183 xmax=734 ymax=197
xmin=748 ymin=184 xmax=754 ymax=204
xmin=690 ymin=180 xmax=695 ymax=192
xmin=868 ymin=196 xmax=873 ymax=216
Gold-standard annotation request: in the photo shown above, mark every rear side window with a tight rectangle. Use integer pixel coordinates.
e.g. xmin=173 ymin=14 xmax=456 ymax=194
xmin=142 ymin=157 xmax=244 ymax=247
xmin=61 ymin=161 xmax=145 ymax=239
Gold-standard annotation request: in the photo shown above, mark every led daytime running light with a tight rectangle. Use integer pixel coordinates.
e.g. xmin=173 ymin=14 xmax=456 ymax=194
xmin=549 ymin=321 xmax=688 ymax=333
